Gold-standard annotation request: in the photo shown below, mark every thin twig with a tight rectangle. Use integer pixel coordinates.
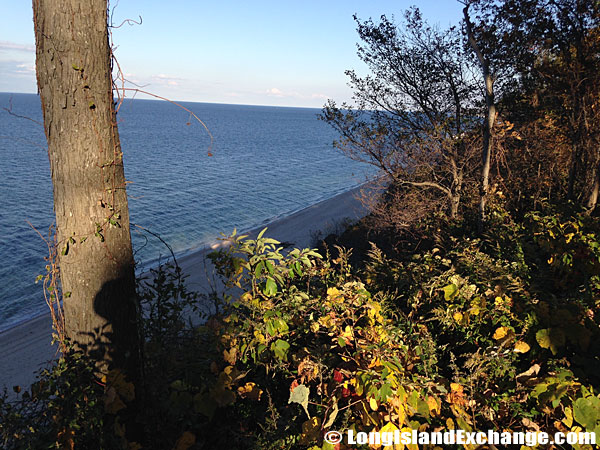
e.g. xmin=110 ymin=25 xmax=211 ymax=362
xmin=2 ymin=97 xmax=44 ymax=127
xmin=132 ymin=223 xmax=180 ymax=270
xmin=120 ymin=88 xmax=215 ymax=155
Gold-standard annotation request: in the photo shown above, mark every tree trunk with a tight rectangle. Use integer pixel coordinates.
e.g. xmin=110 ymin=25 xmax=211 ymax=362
xmin=479 ymin=73 xmax=496 ymax=227
xmin=449 ymin=192 xmax=461 ymax=220
xmin=33 ymin=0 xmax=140 ymax=382
xmin=464 ymin=6 xmax=496 ymax=232
xmin=567 ymin=142 xmax=581 ymax=200
xmin=586 ymin=159 xmax=600 ymax=212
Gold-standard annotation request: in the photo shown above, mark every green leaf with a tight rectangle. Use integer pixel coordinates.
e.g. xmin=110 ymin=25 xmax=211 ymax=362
xmin=264 ymin=277 xmax=277 ymax=297
xmin=293 ymin=261 xmax=303 ymax=277
xmin=378 ymin=382 xmax=393 ymax=402
xmin=289 ymin=384 xmax=310 ymax=418
xmin=254 ymin=261 xmax=264 ymax=278
xmin=536 ymin=328 xmax=565 ymax=355
xmin=271 ymin=339 xmax=289 ymax=361
xmin=417 ymin=399 xmax=430 ymax=417
xmin=442 ymin=283 xmax=458 ymax=301
xmin=265 ymin=319 xmax=288 ymax=336
xmin=573 ymin=396 xmax=600 ymax=431
xmin=257 ymin=227 xmax=268 ymax=240
xmin=262 ymin=238 xmax=280 ymax=245
xmin=265 ymin=260 xmax=275 ymax=275
xmin=275 ymin=318 xmax=289 ymax=334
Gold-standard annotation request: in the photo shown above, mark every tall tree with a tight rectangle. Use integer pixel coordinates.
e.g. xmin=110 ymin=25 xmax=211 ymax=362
xmin=494 ymin=0 xmax=600 ymax=209
xmin=33 ymin=0 xmax=140 ymax=381
xmin=322 ymin=10 xmax=478 ymax=224
xmin=462 ymin=2 xmax=497 ymax=231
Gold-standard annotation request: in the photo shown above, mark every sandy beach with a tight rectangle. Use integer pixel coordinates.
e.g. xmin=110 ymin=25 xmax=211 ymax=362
xmin=0 ymin=184 xmax=371 ymax=392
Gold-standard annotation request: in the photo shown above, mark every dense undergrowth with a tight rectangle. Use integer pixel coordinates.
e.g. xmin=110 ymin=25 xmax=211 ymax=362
xmin=2 ymin=198 xmax=600 ymax=449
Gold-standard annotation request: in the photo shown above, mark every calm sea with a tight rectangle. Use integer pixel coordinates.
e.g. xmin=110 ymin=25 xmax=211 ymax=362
xmin=0 ymin=93 xmax=369 ymax=332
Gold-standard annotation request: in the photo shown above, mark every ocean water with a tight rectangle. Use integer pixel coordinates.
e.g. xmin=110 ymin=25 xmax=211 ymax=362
xmin=0 ymin=93 xmax=369 ymax=332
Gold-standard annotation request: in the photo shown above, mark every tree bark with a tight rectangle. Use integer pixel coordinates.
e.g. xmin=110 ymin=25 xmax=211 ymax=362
xmin=464 ymin=5 xmax=497 ymax=232
xmin=586 ymin=159 xmax=600 ymax=212
xmin=33 ymin=0 xmax=140 ymax=382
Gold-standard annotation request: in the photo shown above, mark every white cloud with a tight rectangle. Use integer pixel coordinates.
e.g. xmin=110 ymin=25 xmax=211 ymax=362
xmin=0 ymin=60 xmax=36 ymax=78
xmin=265 ymin=87 xmax=305 ymax=98
xmin=0 ymin=41 xmax=35 ymax=52
xmin=266 ymin=87 xmax=284 ymax=97
xmin=15 ymin=63 xmax=35 ymax=74
xmin=152 ymin=74 xmax=184 ymax=87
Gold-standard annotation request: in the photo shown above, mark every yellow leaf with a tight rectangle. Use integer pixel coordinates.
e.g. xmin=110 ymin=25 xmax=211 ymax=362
xmin=562 ymin=406 xmax=573 ymax=428
xmin=493 ymin=326 xmax=509 ymax=340
xmin=327 ymin=287 xmax=343 ymax=302
xmin=223 ymin=347 xmax=237 ymax=365
xmin=448 ymin=384 xmax=466 ymax=407
xmin=396 ymin=402 xmax=406 ymax=427
xmin=253 ymin=331 xmax=266 ymax=344
xmin=340 ymin=325 xmax=354 ymax=344
xmin=318 ymin=315 xmax=335 ymax=329
xmin=514 ymin=341 xmax=530 ymax=353
xmin=401 ymin=426 xmax=418 ymax=450
xmin=427 ymin=395 xmax=440 ymax=416
xmin=380 ymin=422 xmax=402 ymax=449
xmin=368 ymin=357 xmax=382 ymax=369
xmin=237 ymin=382 xmax=263 ymax=401
xmin=370 ymin=397 xmax=379 ymax=411
xmin=470 ymin=296 xmax=485 ymax=315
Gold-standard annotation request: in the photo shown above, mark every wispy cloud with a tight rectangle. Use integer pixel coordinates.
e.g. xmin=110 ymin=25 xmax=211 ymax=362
xmin=152 ymin=74 xmax=184 ymax=86
xmin=266 ymin=87 xmax=285 ymax=97
xmin=0 ymin=41 xmax=35 ymax=52
xmin=15 ymin=63 xmax=35 ymax=74
xmin=0 ymin=60 xmax=36 ymax=78
xmin=265 ymin=87 xmax=303 ymax=98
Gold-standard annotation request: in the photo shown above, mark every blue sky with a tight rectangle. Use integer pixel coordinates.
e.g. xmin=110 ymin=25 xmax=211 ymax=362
xmin=0 ymin=1 xmax=463 ymax=107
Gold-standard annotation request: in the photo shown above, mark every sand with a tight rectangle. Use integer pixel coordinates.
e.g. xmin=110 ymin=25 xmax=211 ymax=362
xmin=0 ymin=184 xmax=371 ymax=392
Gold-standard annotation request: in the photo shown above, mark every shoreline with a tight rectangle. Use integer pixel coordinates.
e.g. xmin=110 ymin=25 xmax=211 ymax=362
xmin=0 ymin=183 xmax=374 ymax=391
xmin=137 ymin=181 xmax=370 ymax=272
